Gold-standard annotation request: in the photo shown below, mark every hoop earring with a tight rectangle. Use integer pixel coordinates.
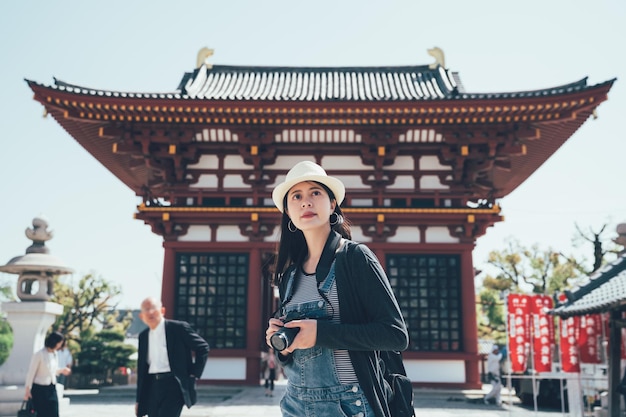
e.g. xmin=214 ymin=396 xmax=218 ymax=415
xmin=329 ymin=212 xmax=340 ymax=226
xmin=288 ymin=220 xmax=297 ymax=233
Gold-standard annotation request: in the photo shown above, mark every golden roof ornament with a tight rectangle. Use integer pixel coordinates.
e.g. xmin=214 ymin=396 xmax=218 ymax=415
xmin=196 ymin=47 xmax=214 ymax=69
xmin=428 ymin=46 xmax=445 ymax=69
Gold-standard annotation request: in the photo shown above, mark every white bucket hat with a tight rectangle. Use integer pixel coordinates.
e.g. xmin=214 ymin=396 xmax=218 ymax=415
xmin=272 ymin=161 xmax=345 ymax=213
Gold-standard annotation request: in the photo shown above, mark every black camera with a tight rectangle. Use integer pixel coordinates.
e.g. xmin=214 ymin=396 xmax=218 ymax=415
xmin=270 ymin=326 xmax=300 ymax=351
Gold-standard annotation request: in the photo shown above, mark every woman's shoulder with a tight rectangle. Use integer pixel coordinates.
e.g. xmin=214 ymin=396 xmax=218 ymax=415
xmin=32 ymin=348 xmax=46 ymax=361
xmin=340 ymin=239 xmax=375 ymax=259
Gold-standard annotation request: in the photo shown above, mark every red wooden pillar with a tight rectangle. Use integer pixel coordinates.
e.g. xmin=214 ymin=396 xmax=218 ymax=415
xmin=161 ymin=244 xmax=176 ymax=318
xmin=460 ymin=247 xmax=480 ymax=388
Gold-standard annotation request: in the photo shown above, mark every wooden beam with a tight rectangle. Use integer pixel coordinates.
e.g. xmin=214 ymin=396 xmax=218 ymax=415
xmin=609 ymin=311 xmax=622 ymax=417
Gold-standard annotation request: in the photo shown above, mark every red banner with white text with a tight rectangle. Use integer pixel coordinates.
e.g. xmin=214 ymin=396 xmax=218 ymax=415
xmin=531 ymin=294 xmax=554 ymax=372
xmin=579 ymin=314 xmax=602 ymax=364
xmin=508 ymin=294 xmax=531 ymax=372
xmin=560 ymin=315 xmax=581 ymax=372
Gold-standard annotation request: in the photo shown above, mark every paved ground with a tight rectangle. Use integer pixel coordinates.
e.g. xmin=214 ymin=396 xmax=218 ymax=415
xmin=56 ymin=381 xmax=573 ymax=417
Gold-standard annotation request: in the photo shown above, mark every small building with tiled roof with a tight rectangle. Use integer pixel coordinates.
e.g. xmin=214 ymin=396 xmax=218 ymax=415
xmin=26 ymin=48 xmax=615 ymax=388
xmin=552 ymin=255 xmax=626 ymax=318
xmin=552 ymin=247 xmax=626 ymax=417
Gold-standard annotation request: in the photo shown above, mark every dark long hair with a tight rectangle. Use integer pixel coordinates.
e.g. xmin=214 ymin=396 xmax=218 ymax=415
xmin=272 ymin=182 xmax=351 ymax=286
xmin=44 ymin=331 xmax=64 ymax=349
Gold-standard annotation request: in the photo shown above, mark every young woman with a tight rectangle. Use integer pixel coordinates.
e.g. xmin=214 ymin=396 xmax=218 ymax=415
xmin=265 ymin=161 xmax=409 ymax=417
xmin=24 ymin=331 xmax=71 ymax=417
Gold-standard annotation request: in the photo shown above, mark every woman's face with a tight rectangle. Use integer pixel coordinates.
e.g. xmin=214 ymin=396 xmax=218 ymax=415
xmin=286 ymin=181 xmax=336 ymax=232
xmin=54 ymin=340 xmax=64 ymax=350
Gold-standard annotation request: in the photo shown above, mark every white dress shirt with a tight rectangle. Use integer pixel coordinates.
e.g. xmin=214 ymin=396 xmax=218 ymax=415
xmin=148 ymin=319 xmax=171 ymax=374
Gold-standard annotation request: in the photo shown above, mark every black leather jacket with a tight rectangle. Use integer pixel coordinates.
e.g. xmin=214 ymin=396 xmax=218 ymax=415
xmin=277 ymin=231 xmax=409 ymax=417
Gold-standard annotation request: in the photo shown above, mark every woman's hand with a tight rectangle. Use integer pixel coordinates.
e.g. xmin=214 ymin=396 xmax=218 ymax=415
xmin=280 ymin=319 xmax=317 ymax=353
xmin=266 ymin=318 xmax=318 ymax=354
xmin=265 ymin=317 xmax=285 ymax=348
xmin=24 ymin=387 xmax=31 ymax=400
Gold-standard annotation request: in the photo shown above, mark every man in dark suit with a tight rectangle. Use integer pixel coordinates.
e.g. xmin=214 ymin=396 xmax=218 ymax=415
xmin=135 ymin=297 xmax=210 ymax=417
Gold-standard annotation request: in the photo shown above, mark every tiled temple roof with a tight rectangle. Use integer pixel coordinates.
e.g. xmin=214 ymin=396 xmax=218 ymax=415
xmin=551 ymin=254 xmax=626 ymax=317
xmin=179 ymin=64 xmax=461 ymax=100
xmin=43 ymin=64 xmax=602 ymax=103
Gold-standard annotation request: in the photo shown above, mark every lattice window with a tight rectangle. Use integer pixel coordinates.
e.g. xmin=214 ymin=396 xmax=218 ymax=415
xmin=176 ymin=253 xmax=248 ymax=349
xmin=386 ymin=254 xmax=462 ymax=352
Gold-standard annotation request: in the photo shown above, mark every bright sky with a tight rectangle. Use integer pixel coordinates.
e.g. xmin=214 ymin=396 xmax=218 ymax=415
xmin=0 ymin=0 xmax=624 ymax=309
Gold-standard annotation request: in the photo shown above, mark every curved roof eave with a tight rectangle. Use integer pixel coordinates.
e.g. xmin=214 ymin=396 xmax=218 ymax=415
xmin=26 ymin=66 xmax=615 ymax=103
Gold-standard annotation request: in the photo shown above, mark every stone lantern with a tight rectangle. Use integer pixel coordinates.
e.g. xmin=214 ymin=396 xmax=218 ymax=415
xmin=0 ymin=217 xmax=73 ymax=300
xmin=0 ymin=217 xmax=73 ymax=414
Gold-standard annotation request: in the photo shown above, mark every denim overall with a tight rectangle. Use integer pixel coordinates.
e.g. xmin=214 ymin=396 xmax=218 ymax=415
xmin=278 ymin=261 xmax=374 ymax=417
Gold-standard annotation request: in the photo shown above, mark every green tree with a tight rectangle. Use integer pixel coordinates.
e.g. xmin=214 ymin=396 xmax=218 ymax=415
xmin=0 ymin=275 xmax=16 ymax=365
xmin=50 ymin=273 xmax=136 ymax=386
xmin=74 ymin=329 xmax=136 ymax=384
xmin=483 ymin=238 xmax=582 ymax=295
xmin=0 ymin=274 xmax=15 ymax=302
xmin=476 ymin=289 xmax=506 ymax=344
xmin=1 ymin=276 xmax=17 ymax=365
xmin=476 ymin=238 xmax=583 ymax=341
xmin=51 ymin=274 xmax=124 ymax=340
xmin=572 ymin=222 xmax=621 ymax=273
xmin=0 ymin=319 xmax=13 ymax=366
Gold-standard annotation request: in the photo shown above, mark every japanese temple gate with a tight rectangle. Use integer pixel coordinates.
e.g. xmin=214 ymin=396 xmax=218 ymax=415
xmin=26 ymin=48 xmax=614 ymax=387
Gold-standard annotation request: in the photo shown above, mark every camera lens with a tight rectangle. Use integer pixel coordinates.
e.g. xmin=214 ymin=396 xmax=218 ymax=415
xmin=270 ymin=327 xmax=300 ymax=351
xmin=270 ymin=333 xmax=288 ymax=351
